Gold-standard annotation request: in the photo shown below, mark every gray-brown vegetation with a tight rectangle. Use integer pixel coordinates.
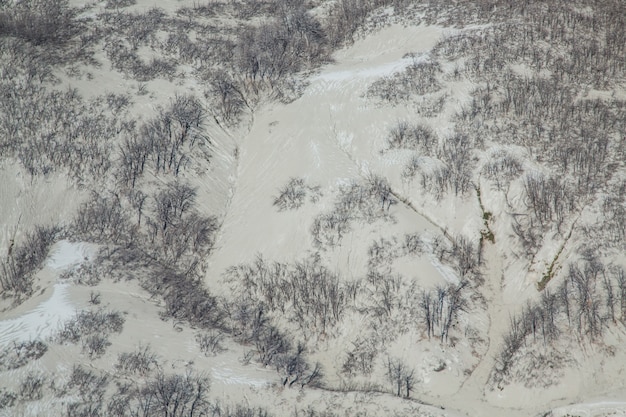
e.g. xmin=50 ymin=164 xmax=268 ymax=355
xmin=58 ymin=308 xmax=125 ymax=359
xmin=1 ymin=0 xmax=626 ymax=415
xmin=0 ymin=225 xmax=59 ymax=297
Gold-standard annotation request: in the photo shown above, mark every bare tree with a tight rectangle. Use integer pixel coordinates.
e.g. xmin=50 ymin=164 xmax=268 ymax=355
xmin=386 ymin=357 xmax=415 ymax=398
xmin=273 ymin=177 xmax=308 ymax=211
xmin=206 ymin=70 xmax=248 ymax=124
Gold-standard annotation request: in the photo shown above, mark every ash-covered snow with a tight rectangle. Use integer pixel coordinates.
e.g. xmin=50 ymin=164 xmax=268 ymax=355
xmin=0 ymin=283 xmax=73 ymax=346
xmin=0 ymin=240 xmax=97 ymax=346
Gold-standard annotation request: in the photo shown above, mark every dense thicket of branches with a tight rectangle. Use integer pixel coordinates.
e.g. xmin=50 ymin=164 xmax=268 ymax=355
xmin=493 ymin=256 xmax=626 ymax=387
xmin=368 ymin=58 xmax=441 ymax=103
xmin=118 ymin=95 xmax=207 ymax=187
xmin=311 ymin=176 xmax=396 ymax=247
xmin=0 ymin=79 xmax=129 ymax=179
xmin=58 ymin=308 xmax=125 ymax=359
xmin=0 ymin=225 xmax=59 ymax=296
xmin=0 ymin=0 xmax=80 ymax=46
xmin=226 ymin=255 xmax=346 ymax=334
xmin=2 ymin=0 xmax=625 ymax=411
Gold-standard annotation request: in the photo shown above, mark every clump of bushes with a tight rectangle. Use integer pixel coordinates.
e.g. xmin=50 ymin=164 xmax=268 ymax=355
xmin=58 ymin=308 xmax=125 ymax=359
xmin=0 ymin=0 xmax=79 ymax=46
xmin=368 ymin=58 xmax=441 ymax=104
xmin=116 ymin=344 xmax=159 ymax=376
xmin=0 ymin=340 xmax=48 ymax=371
xmin=273 ymin=177 xmax=321 ymax=211
xmin=0 ymin=225 xmax=60 ymax=297
xmin=311 ymin=175 xmax=396 ymax=247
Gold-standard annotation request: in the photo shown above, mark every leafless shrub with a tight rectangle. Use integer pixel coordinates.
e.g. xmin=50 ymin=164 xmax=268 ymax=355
xmin=403 ymin=132 xmax=473 ymax=198
xmin=61 ymin=260 xmax=104 ymax=286
xmin=418 ymin=162 xmax=453 ymax=201
xmin=105 ymin=0 xmax=137 ymax=9
xmin=0 ymin=340 xmax=47 ymax=371
xmin=0 ymin=389 xmax=16 ymax=409
xmin=434 ymin=235 xmax=481 ymax=280
xmin=89 ymin=291 xmax=101 ymax=305
xmin=367 ymin=237 xmax=399 ymax=270
xmin=414 ymin=92 xmax=448 ymax=117
xmin=116 ymin=345 xmax=159 ymax=375
xmin=325 ymin=0 xmax=406 ymax=47
xmin=228 ymin=255 xmax=345 ymax=334
xmin=451 ymin=235 xmax=481 ymax=279
xmin=67 ymin=401 xmax=104 ymax=417
xmin=100 ymin=7 xmax=164 ymax=49
xmin=152 ymin=268 xmax=226 ymax=331
xmin=568 ymin=259 xmax=605 ymax=341
xmin=106 ymin=43 xmax=176 ymax=81
xmin=106 ymin=372 xmax=269 ymax=417
xmin=127 ymin=189 xmax=148 ymax=227
xmin=341 ymin=337 xmax=378 ymax=376
xmin=311 ymin=211 xmax=351 ymax=248
xmin=273 ymin=177 xmax=321 ymax=211
xmin=67 ymin=365 xmax=109 ymax=399
xmin=82 ymin=334 xmax=112 ymax=359
xmin=118 ymin=135 xmax=149 ymax=189
xmin=225 ymin=283 xmax=327 ymax=383
xmin=0 ymin=224 xmax=59 ymax=296
xmin=234 ymin=2 xmax=327 ymax=94
xmin=58 ymin=308 xmax=125 ymax=357
xmin=275 ymin=342 xmax=324 ymax=388
xmin=0 ymin=0 xmax=79 ymax=46
xmin=436 ymin=132 xmax=473 ymax=196
xmin=19 ymin=372 xmax=46 ymax=401
xmin=312 ymin=176 xmax=396 ymax=247
xmin=363 ymin=270 xmax=403 ymax=317
xmin=274 ymin=177 xmax=307 ymax=210
xmin=368 ymin=59 xmax=441 ymax=104
xmin=116 ymin=371 xmax=211 ymax=417
xmin=73 ymin=193 xmax=133 ymax=245
xmin=134 ymin=95 xmax=206 ymax=178
xmin=205 ymin=70 xmax=248 ymax=125
xmin=386 ymin=121 xmax=437 ymax=154
xmin=402 ymin=233 xmax=423 ymax=255
xmin=511 ymin=214 xmax=542 ymax=258
xmin=401 ymin=155 xmax=422 ymax=182
xmin=161 ymin=28 xmax=206 ymax=63
xmin=154 ymin=182 xmax=197 ymax=233
xmin=66 ymin=365 xmax=108 ymax=417
xmin=0 ymin=78 xmax=124 ymax=180
xmin=160 ymin=212 xmax=219 ymax=263
xmin=229 ymin=0 xmax=275 ymax=19
xmin=253 ymin=323 xmax=292 ymax=366
xmin=482 ymin=150 xmax=522 ymax=190
xmin=492 ymin=313 xmax=529 ymax=387
xmin=195 ymin=330 xmax=226 ymax=356
xmin=601 ymin=185 xmax=626 ymax=246
xmin=210 ymin=403 xmax=272 ymax=417
xmin=142 ymin=181 xmax=218 ymax=265
xmin=523 ymin=172 xmax=575 ymax=231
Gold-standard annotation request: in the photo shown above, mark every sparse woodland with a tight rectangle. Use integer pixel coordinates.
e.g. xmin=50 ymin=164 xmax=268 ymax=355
xmin=0 ymin=0 xmax=625 ymax=416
